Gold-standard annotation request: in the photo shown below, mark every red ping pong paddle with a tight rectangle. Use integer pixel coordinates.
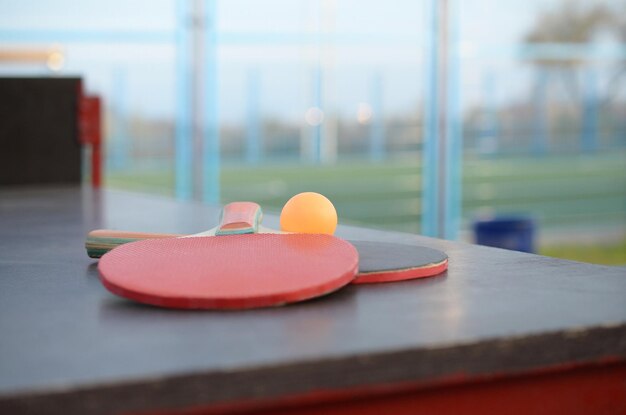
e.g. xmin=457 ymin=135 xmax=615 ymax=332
xmin=98 ymin=203 xmax=359 ymax=309
xmin=88 ymin=220 xmax=448 ymax=285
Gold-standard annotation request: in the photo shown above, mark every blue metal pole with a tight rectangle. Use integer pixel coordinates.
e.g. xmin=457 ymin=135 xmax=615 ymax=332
xmin=175 ymin=0 xmax=192 ymax=199
xmin=246 ymin=68 xmax=261 ymax=164
xmin=444 ymin=0 xmax=462 ymax=240
xmin=0 ymin=29 xmax=174 ymax=43
xmin=421 ymin=0 xmax=440 ymax=237
xmin=202 ymin=0 xmax=220 ymax=204
xmin=110 ymin=66 xmax=129 ymax=171
xmin=370 ymin=72 xmax=384 ymax=162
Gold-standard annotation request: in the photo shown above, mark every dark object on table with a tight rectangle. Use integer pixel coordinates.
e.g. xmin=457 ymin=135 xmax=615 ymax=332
xmin=0 ymin=77 xmax=82 ymax=185
xmin=473 ymin=215 xmax=536 ymax=253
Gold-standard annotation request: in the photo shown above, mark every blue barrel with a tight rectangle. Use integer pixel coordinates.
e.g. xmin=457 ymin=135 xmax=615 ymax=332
xmin=473 ymin=216 xmax=536 ymax=253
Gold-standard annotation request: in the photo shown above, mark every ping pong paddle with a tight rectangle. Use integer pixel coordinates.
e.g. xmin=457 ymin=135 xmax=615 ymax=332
xmin=88 ymin=221 xmax=448 ymax=284
xmin=97 ymin=203 xmax=359 ymax=309
xmin=86 ymin=202 xmax=263 ymax=259
xmin=349 ymin=241 xmax=447 ymax=284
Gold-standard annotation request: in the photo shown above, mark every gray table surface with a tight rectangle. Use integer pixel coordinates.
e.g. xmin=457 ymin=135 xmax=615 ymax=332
xmin=1 ymin=186 xmax=625 ymax=414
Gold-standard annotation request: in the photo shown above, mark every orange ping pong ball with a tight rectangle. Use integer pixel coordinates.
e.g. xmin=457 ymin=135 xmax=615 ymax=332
xmin=280 ymin=192 xmax=337 ymax=235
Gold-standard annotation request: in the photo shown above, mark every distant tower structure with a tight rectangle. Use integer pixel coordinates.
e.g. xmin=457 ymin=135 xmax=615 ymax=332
xmin=532 ymin=69 xmax=549 ymax=155
xmin=580 ymin=67 xmax=598 ymax=152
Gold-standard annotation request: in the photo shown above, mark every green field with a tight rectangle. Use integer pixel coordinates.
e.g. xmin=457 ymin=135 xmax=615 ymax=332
xmin=107 ymin=152 xmax=626 ymax=265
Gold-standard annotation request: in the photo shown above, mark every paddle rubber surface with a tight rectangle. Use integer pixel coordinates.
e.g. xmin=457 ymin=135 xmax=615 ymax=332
xmin=350 ymin=241 xmax=448 ymax=284
xmin=99 ymin=233 xmax=358 ymax=309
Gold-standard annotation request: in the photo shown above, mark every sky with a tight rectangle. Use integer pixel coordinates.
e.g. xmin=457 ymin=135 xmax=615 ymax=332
xmin=0 ymin=0 xmax=613 ymax=123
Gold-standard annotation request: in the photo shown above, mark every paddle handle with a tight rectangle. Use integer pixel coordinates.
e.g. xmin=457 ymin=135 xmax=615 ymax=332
xmin=85 ymin=202 xmax=262 ymax=258
xmin=216 ymin=201 xmax=262 ymax=236
xmin=85 ymin=230 xmax=181 ymax=258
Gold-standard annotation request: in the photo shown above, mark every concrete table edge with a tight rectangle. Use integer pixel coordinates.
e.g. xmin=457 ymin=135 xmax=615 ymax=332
xmin=1 ymin=322 xmax=625 ymax=414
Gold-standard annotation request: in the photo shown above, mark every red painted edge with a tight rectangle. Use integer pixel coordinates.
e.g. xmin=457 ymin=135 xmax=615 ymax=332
xmin=78 ymin=93 xmax=103 ymax=187
xmin=353 ymin=259 xmax=448 ymax=284
xmin=128 ymin=356 xmax=626 ymax=415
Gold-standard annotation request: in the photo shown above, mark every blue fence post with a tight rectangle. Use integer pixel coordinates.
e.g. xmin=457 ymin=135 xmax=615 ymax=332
xmin=421 ymin=0 xmax=440 ymax=237
xmin=370 ymin=72 xmax=384 ymax=162
xmin=202 ymin=0 xmax=220 ymax=204
xmin=246 ymin=67 xmax=261 ymax=164
xmin=581 ymin=66 xmax=598 ymax=153
xmin=175 ymin=0 xmax=192 ymax=199
xmin=110 ymin=66 xmax=129 ymax=171
xmin=443 ymin=0 xmax=462 ymax=240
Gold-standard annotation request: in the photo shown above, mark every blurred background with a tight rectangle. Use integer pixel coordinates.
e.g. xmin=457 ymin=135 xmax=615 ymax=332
xmin=1 ymin=0 xmax=624 ymax=264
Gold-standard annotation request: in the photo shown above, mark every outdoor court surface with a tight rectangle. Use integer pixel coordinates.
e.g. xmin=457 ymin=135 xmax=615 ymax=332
xmin=108 ymin=152 xmax=626 ymax=264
